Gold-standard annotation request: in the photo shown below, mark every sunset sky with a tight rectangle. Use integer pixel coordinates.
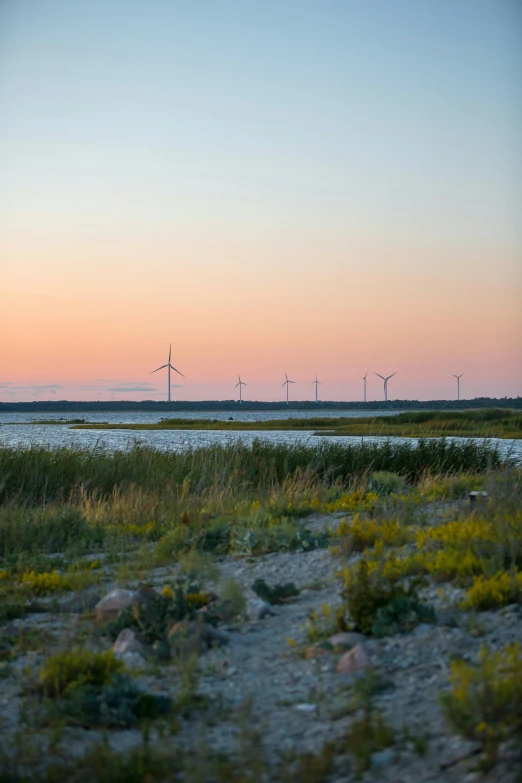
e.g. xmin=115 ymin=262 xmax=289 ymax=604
xmin=1 ymin=0 xmax=521 ymax=402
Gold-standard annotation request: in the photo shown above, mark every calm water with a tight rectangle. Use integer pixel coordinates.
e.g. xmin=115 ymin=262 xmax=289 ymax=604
xmin=0 ymin=410 xmax=520 ymax=462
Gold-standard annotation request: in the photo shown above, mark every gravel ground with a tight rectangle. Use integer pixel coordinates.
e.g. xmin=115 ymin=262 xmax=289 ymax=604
xmin=1 ymin=517 xmax=521 ymax=782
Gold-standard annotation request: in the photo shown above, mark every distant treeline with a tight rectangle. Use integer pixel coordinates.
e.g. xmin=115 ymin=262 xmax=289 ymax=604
xmin=0 ymin=397 xmax=520 ymax=412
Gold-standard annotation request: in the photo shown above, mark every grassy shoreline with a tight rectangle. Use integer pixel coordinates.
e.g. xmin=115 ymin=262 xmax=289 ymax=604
xmin=0 ymin=438 xmax=507 ymax=504
xmin=0 ymin=439 xmax=521 ymax=780
xmin=67 ymin=409 xmax=522 ymax=439
xmin=0 ymin=438 xmax=508 ymax=570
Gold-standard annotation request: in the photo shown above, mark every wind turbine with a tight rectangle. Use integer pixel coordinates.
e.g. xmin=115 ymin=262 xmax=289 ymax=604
xmin=453 ymin=373 xmax=463 ymax=402
xmin=375 ymin=372 xmax=396 ymax=402
xmin=310 ymin=373 xmax=321 ymax=403
xmin=151 ymin=344 xmax=184 ymax=402
xmin=362 ymin=373 xmax=368 ymax=403
xmin=282 ymin=372 xmax=295 ymax=404
xmin=235 ymin=374 xmax=247 ymax=403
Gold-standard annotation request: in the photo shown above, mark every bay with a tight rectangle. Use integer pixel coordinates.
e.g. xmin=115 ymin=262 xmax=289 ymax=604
xmin=0 ymin=410 xmax=520 ymax=462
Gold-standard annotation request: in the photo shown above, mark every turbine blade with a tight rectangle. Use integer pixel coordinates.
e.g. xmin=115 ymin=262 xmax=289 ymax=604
xmin=151 ymin=364 xmax=168 ymax=373
xmin=169 ymin=365 xmax=184 ymax=377
xmin=282 ymin=381 xmax=287 ymax=387
xmin=375 ymin=373 xmax=385 ymax=380
xmin=235 ymin=382 xmax=240 ymax=387
xmin=169 ymin=344 xmax=171 ymax=362
xmin=387 ymin=373 xmax=397 ymax=380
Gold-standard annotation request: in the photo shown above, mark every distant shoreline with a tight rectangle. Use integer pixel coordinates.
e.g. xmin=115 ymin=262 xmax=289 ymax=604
xmin=0 ymin=397 xmax=520 ymax=412
xmin=69 ymin=410 xmax=522 ymax=439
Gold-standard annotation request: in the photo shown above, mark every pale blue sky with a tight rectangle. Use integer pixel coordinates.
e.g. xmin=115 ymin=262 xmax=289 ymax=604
xmin=2 ymin=0 xmax=521 ymax=245
xmin=1 ymin=0 xmax=521 ymax=400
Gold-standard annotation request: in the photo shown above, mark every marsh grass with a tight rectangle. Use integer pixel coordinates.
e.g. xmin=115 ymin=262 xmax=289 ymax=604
xmin=69 ymin=408 xmax=522 ymax=438
xmin=0 ymin=439 xmax=509 ymax=574
xmin=0 ymin=438 xmax=506 ymax=507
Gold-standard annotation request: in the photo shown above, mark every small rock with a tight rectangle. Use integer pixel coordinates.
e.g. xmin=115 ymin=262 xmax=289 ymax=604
xmin=112 ymin=628 xmax=148 ymax=658
xmin=336 ymin=643 xmax=372 ymax=674
xmin=94 ymin=589 xmax=136 ymax=622
xmin=371 ymin=748 xmax=394 ymax=767
xmin=295 ymin=703 xmax=317 ymax=712
xmin=246 ymin=598 xmax=275 ymax=620
xmin=328 ymin=631 xmax=366 ymax=649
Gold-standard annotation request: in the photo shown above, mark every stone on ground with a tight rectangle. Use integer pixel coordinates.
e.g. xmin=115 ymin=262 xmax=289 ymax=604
xmin=94 ymin=588 xmax=137 ymax=622
xmin=336 ymin=643 xmax=372 ymax=674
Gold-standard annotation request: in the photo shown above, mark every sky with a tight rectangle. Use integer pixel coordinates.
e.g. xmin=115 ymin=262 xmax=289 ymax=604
xmin=1 ymin=0 xmax=521 ymax=403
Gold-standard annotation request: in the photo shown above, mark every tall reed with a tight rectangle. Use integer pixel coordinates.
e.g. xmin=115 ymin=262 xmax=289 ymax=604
xmin=0 ymin=438 xmax=506 ymax=506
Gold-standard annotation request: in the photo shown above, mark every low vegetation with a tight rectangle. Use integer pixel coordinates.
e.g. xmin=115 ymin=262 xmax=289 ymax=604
xmin=0 ymin=436 xmax=520 ymax=780
xmin=0 ymin=436 xmax=507 ymax=506
xmin=441 ymin=643 xmax=522 ymax=769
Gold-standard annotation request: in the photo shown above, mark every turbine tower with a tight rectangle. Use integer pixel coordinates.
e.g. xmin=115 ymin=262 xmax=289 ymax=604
xmin=362 ymin=373 xmax=368 ymax=403
xmin=235 ymin=374 xmax=247 ymax=403
xmin=310 ymin=373 xmax=321 ymax=403
xmin=375 ymin=372 xmax=396 ymax=402
xmin=453 ymin=373 xmax=463 ymax=402
xmin=282 ymin=372 xmax=295 ymax=404
xmin=151 ymin=344 xmax=184 ymax=402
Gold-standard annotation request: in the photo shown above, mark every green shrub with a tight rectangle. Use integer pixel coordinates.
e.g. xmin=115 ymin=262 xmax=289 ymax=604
xmin=369 ymin=471 xmax=406 ymax=496
xmin=218 ymin=580 xmax=246 ymax=620
xmin=177 ymin=550 xmax=220 ymax=583
xmin=107 ymin=579 xmax=217 ymax=645
xmin=38 ymin=648 xmax=171 ymax=728
xmin=441 ymin=643 xmax=522 ymax=768
xmin=461 ymin=570 xmax=522 ymax=611
xmin=0 ymin=505 xmax=103 ymax=560
xmin=194 ymin=517 xmax=232 ymax=552
xmin=251 ymin=578 xmax=300 ymax=605
xmin=57 ymin=673 xmax=171 ymax=728
xmin=39 ymin=648 xmax=124 ymax=698
xmin=371 ymin=595 xmax=435 ymax=637
xmin=342 ymin=559 xmax=434 ymax=636
xmin=154 ymin=527 xmax=192 ymax=563
xmin=0 ymin=600 xmax=46 ymax=624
